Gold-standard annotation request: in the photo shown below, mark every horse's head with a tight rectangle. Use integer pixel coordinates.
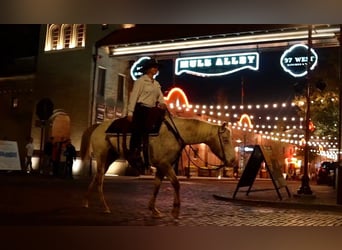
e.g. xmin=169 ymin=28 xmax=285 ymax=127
xmin=216 ymin=122 xmax=236 ymax=166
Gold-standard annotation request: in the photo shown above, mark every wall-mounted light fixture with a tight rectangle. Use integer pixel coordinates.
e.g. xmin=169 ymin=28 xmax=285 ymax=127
xmin=11 ymin=97 xmax=18 ymax=109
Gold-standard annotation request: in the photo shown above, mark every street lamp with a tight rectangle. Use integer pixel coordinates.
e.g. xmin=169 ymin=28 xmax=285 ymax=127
xmin=337 ymin=25 xmax=342 ymax=204
xmin=296 ymin=25 xmax=315 ymax=196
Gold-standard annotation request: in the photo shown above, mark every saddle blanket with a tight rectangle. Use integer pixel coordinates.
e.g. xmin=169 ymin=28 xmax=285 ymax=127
xmin=105 ymin=117 xmax=162 ymax=136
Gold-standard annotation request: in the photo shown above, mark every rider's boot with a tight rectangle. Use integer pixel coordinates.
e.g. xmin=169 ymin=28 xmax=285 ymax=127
xmin=127 ymin=148 xmax=145 ymax=174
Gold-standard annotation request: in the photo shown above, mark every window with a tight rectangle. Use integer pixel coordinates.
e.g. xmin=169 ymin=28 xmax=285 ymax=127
xmin=63 ymin=25 xmax=72 ymax=48
xmin=45 ymin=24 xmax=86 ymax=51
xmin=117 ymin=74 xmax=125 ymax=104
xmin=76 ymin=24 xmax=85 ymax=47
xmin=51 ymin=25 xmax=60 ymax=50
xmin=97 ymin=67 xmax=106 ymax=97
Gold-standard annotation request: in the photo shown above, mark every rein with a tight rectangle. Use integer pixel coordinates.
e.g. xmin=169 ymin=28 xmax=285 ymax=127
xmin=165 ymin=109 xmax=228 ymax=170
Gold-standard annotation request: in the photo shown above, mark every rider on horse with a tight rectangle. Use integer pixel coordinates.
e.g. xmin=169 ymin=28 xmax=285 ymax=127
xmin=126 ymin=58 xmax=167 ymax=174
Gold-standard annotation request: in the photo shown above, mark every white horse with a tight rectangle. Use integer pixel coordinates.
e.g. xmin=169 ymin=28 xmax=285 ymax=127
xmin=80 ymin=115 xmax=235 ymax=218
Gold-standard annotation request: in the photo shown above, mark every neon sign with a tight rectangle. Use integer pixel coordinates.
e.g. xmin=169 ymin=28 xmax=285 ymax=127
xmin=280 ymin=44 xmax=318 ymax=78
xmin=164 ymin=87 xmax=190 ymax=107
xmin=130 ymin=56 xmax=159 ymax=80
xmin=175 ymin=52 xmax=259 ymax=77
xmin=238 ymin=113 xmax=253 ymax=128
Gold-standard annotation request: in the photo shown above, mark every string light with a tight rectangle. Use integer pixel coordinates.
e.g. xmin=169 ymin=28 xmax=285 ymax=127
xmin=165 ymin=92 xmax=338 ymax=159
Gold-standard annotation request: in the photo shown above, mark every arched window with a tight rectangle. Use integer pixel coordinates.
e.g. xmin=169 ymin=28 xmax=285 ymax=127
xmin=44 ymin=24 xmax=61 ymax=51
xmin=62 ymin=25 xmax=72 ymax=48
xmin=51 ymin=25 xmax=60 ymax=50
xmin=76 ymin=24 xmax=85 ymax=47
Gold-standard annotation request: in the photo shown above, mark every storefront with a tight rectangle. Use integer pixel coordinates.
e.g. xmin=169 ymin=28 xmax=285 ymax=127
xmin=92 ymin=24 xmax=341 ymax=176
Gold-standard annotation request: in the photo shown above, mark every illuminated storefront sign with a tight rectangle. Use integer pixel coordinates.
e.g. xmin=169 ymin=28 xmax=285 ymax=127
xmin=130 ymin=56 xmax=159 ymax=80
xmin=175 ymin=52 xmax=259 ymax=77
xmin=164 ymin=87 xmax=190 ymax=107
xmin=130 ymin=56 xmax=149 ymax=80
xmin=280 ymin=44 xmax=318 ymax=78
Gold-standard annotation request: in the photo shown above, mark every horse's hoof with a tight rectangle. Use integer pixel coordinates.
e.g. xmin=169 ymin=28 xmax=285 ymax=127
xmin=173 ymin=218 xmax=180 ymax=223
xmin=171 ymin=208 xmax=180 ymax=219
xmin=149 ymin=207 xmax=163 ymax=218
xmin=151 ymin=211 xmax=163 ymax=218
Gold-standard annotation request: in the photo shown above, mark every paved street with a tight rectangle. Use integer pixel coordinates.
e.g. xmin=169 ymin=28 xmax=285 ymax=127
xmin=1 ymin=172 xmax=342 ymax=226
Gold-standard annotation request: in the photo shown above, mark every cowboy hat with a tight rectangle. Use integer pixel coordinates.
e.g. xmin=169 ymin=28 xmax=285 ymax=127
xmin=140 ymin=59 xmax=161 ymax=73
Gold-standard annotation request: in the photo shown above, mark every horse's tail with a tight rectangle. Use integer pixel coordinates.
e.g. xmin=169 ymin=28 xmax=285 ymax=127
xmin=80 ymin=123 xmax=100 ymax=160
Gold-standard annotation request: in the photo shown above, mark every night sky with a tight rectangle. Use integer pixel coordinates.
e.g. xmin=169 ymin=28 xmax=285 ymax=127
xmin=0 ymin=24 xmax=40 ymax=56
xmin=0 ymin=24 xmax=40 ymax=75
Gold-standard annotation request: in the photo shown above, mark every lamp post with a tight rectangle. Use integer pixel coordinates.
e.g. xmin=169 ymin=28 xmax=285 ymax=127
xmin=297 ymin=25 xmax=314 ymax=196
xmin=337 ymin=25 xmax=342 ymax=204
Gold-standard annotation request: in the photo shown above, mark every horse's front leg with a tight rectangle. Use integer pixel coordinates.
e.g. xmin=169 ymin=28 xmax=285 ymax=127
xmin=148 ymin=171 xmax=164 ymax=218
xmin=167 ymin=168 xmax=180 ymax=219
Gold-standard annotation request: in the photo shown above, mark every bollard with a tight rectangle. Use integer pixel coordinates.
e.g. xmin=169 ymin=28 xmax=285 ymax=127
xmin=337 ymin=166 xmax=342 ymax=204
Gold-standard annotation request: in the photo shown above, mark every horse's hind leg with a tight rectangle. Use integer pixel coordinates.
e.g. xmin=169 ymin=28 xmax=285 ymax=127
xmin=97 ymin=166 xmax=111 ymax=213
xmin=83 ymin=174 xmax=96 ymax=208
xmin=85 ymin=158 xmax=111 ymax=213
xmin=167 ymin=168 xmax=180 ymax=219
xmin=148 ymin=170 xmax=164 ymax=218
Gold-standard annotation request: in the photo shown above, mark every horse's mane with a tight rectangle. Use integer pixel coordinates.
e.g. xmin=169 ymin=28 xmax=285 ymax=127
xmin=168 ymin=115 xmax=226 ymax=129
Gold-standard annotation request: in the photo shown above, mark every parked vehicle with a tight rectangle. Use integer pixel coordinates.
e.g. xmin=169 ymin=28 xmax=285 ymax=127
xmin=316 ymin=161 xmax=336 ymax=186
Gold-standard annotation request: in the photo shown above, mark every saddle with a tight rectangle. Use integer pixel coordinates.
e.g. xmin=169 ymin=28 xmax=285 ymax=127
xmin=105 ymin=117 xmax=134 ymax=135
xmin=105 ymin=107 xmax=165 ymax=136
xmin=105 ymin=107 xmax=165 ymax=174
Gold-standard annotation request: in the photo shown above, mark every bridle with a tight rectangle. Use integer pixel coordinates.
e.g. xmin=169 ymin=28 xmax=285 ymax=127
xmin=217 ymin=124 xmax=230 ymax=167
xmin=165 ymin=109 xmax=230 ymax=170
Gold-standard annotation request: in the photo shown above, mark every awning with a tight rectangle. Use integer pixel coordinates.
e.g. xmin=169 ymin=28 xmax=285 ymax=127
xmin=96 ymin=24 xmax=341 ymax=56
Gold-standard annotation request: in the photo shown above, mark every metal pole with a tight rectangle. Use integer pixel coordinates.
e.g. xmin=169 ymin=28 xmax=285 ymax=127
xmin=241 ymin=76 xmax=244 ymax=106
xmin=337 ymin=25 xmax=342 ymax=204
xmin=187 ymin=147 xmax=191 ymax=179
xmin=297 ymin=25 xmax=314 ymax=195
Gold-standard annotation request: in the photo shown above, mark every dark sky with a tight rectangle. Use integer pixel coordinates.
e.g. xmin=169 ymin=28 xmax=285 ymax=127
xmin=0 ymin=24 xmax=40 ymax=56
xmin=0 ymin=24 xmax=40 ymax=74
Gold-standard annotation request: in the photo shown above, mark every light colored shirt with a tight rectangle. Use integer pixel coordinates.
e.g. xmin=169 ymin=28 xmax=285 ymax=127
xmin=26 ymin=142 xmax=34 ymax=157
xmin=127 ymin=74 xmax=165 ymax=116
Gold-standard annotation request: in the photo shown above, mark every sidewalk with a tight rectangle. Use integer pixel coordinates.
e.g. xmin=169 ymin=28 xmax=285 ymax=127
xmin=139 ymin=174 xmax=342 ymax=212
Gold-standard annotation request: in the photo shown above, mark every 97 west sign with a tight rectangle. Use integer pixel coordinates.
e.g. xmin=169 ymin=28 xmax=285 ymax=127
xmin=280 ymin=44 xmax=318 ymax=78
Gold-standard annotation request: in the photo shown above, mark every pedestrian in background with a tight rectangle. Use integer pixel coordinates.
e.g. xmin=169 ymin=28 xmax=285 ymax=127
xmin=51 ymin=137 xmax=67 ymax=177
xmin=25 ymin=137 xmax=34 ymax=173
xmin=43 ymin=136 xmax=54 ymax=175
xmin=51 ymin=140 xmax=60 ymax=177
xmin=64 ymin=139 xmax=77 ymax=179
xmin=58 ymin=137 xmax=68 ymax=177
